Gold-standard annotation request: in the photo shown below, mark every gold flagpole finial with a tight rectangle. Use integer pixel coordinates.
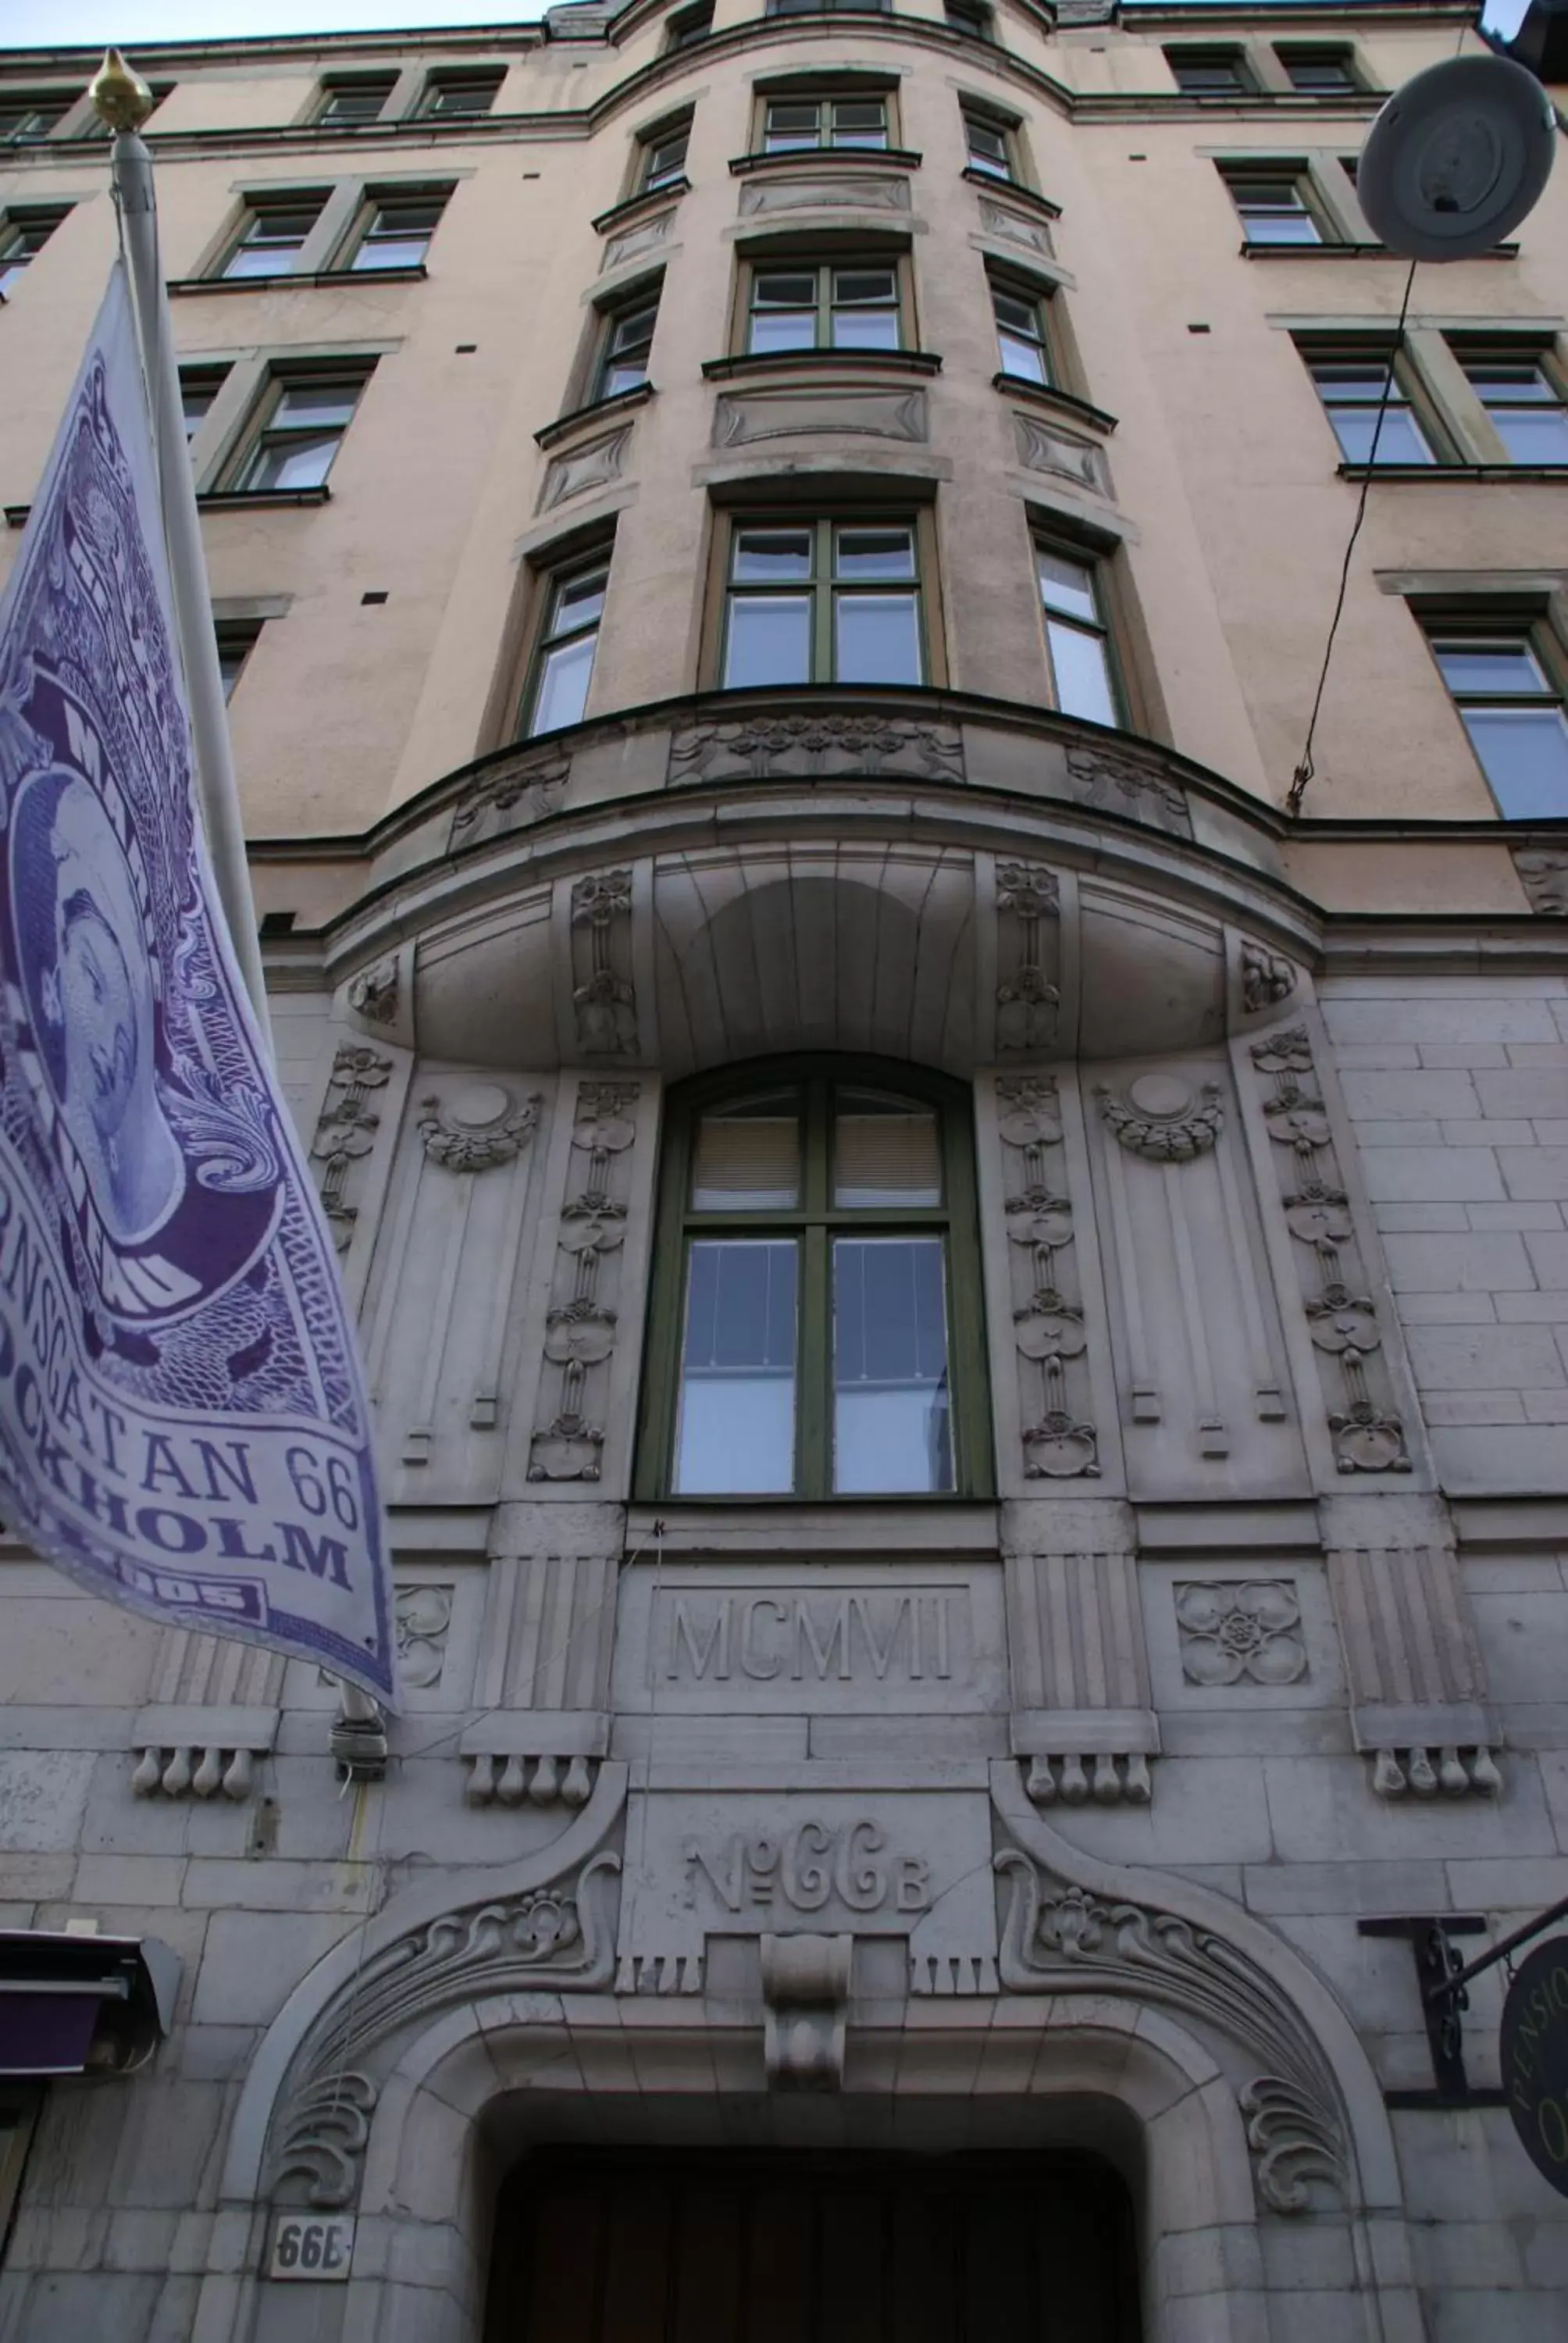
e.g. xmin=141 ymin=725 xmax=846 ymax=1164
xmin=89 ymin=47 xmax=155 ymax=132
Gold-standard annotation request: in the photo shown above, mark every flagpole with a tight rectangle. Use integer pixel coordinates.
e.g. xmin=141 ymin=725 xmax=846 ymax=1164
xmin=90 ymin=52 xmax=274 ymax=1060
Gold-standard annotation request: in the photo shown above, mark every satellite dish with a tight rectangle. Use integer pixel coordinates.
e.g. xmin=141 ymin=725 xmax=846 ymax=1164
xmin=1358 ymin=52 xmax=1556 ymax=259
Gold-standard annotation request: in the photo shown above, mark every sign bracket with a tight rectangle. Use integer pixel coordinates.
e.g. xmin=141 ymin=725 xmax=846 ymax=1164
xmin=1357 ymin=1916 xmax=1506 ymax=2109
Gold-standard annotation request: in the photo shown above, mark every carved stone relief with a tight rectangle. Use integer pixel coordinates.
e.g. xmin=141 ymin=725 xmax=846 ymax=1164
xmin=529 ymin=1082 xmax=640 ymax=1481
xmin=1098 ymin=1073 xmax=1223 ymax=1162
xmin=1174 ymin=1582 xmax=1306 ymax=1686
xmin=417 ymin=1082 xmax=542 ymax=1173
xmin=465 ymin=1748 xmax=600 ymax=1807
xmin=995 ymin=862 xmax=1061 ymax=1055
xmin=997 ymin=1077 xmax=1099 ymax=1479
xmin=448 ymin=745 xmax=570 ymax=850
xmin=713 ymin=387 xmax=928 ymax=448
xmin=1249 ymin=1028 xmax=1409 ymax=1475
xmin=538 ymin=426 xmax=629 ymax=513
xmin=739 ymin=174 xmax=911 ymax=217
xmin=602 ymin=208 xmax=673 ymax=273
xmin=668 ymin=711 xmax=964 ymax=786
xmin=131 ymin=1717 xmax=275 ymax=1801
xmin=1062 ymin=743 xmax=1192 ymax=837
xmin=1513 ymin=848 xmax=1568 ymax=915
xmin=1241 ymin=940 xmax=1298 ymax=1017
xmin=394 ymin=1585 xmax=452 ymax=1690
xmin=1014 ymin=415 xmax=1107 ymax=496
xmin=569 ymin=869 xmax=638 ymax=1057
xmin=1003 ymin=1498 xmax=1157 ymax=1807
xmin=309 ymin=1043 xmax=392 ymax=1252
xmin=265 ymin=1842 xmax=623 ymax=2207
xmin=977 ymin=196 xmax=1053 ymax=257
xmin=347 ymin=956 xmax=397 ymax=1026
xmin=761 ymin=1933 xmax=850 ymax=2089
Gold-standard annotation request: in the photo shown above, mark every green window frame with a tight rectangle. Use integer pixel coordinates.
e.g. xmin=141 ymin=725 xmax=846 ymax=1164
xmin=992 ymin=276 xmax=1053 ymax=384
xmin=419 ymin=71 xmax=504 ymax=119
xmin=220 ymin=192 xmax=328 ymax=280
xmin=520 ymin=552 xmax=611 ymax=736
xmin=1425 ymin=619 xmax=1568 ymax=819
xmin=667 ymin=2 xmax=714 ymax=48
xmin=0 ymin=205 xmax=69 ymax=294
xmin=1165 ymin=46 xmax=1255 ymax=95
xmin=347 ymin=188 xmax=449 ymax=272
xmin=640 ymin=117 xmax=691 ymax=192
xmin=720 ymin=515 xmax=927 ymax=690
xmin=1222 ymin=168 xmax=1325 ymax=246
xmin=595 ymin=284 xmax=661 ymax=399
xmin=1277 ymin=46 xmax=1360 ymax=95
xmin=1036 ymin=539 xmax=1124 ymax=728
xmin=744 ymin=258 xmax=903 ymax=355
xmin=0 ymin=94 xmax=71 ymax=142
xmin=180 ymin=363 xmax=230 ymax=441
xmin=1304 ymin=348 xmax=1438 ymax=466
xmin=636 ymin=1059 xmax=992 ymax=1502
xmin=760 ymin=93 xmax=890 ymax=152
xmin=315 ymin=76 xmax=396 ymax=127
xmin=1452 ymin=345 xmax=1568 ymax=465
xmin=961 ymin=103 xmax=1014 ymax=180
xmin=230 ymin=368 xmax=369 ymax=492
xmin=216 ymin=621 xmax=263 ymax=701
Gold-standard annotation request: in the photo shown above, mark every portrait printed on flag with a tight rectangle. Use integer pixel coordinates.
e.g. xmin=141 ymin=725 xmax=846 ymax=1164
xmin=0 ymin=268 xmax=394 ymax=1702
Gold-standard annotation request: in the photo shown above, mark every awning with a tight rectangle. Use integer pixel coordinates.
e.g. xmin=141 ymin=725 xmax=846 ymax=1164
xmin=0 ymin=1931 xmax=180 ymax=2077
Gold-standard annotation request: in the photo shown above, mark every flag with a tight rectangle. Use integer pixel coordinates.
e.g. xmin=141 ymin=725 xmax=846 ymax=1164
xmin=0 ymin=264 xmax=397 ymax=1706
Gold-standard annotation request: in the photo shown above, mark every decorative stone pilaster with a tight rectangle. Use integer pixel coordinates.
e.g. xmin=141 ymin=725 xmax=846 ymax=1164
xmin=528 ymin=1083 xmax=642 ymax=1483
xmin=995 ymin=1075 xmax=1102 ymax=1482
xmin=1002 ymin=1498 xmax=1158 ymax=1806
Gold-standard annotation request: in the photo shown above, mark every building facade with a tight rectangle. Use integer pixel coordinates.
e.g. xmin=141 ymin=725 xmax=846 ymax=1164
xmin=2 ymin=0 xmax=1568 ymax=2334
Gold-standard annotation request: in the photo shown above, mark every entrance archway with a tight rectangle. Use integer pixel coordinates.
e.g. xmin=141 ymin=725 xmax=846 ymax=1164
xmin=484 ymin=2145 xmax=1141 ymax=2343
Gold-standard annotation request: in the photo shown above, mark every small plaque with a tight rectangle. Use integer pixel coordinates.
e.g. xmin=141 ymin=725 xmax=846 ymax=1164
xmin=267 ymin=2213 xmax=355 ymax=2281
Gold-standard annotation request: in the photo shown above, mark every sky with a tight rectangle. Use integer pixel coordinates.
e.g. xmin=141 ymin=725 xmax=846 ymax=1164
xmin=0 ymin=0 xmax=1531 ymax=52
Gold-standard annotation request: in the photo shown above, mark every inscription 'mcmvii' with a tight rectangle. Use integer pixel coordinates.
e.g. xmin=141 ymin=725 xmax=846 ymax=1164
xmin=662 ymin=1592 xmax=956 ymax=1684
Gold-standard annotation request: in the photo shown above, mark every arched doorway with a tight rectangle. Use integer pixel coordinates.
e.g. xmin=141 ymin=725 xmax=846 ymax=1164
xmin=484 ymin=2145 xmax=1141 ymax=2342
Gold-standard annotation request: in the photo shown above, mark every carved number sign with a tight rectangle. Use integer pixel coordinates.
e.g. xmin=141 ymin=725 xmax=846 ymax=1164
xmin=684 ymin=1820 xmax=931 ymax=1916
xmin=267 ymin=2213 xmax=355 ymax=2281
xmin=1501 ymin=1938 xmax=1568 ymax=2197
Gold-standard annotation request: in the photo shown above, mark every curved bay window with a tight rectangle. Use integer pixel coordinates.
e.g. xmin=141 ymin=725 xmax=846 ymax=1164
xmin=638 ymin=1062 xmax=989 ymax=1500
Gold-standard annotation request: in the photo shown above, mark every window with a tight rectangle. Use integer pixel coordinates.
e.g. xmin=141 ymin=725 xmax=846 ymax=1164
xmin=722 ymin=517 xmax=925 ymax=690
xmin=221 ymin=194 xmax=327 ymax=280
xmin=745 ymin=259 xmax=903 ymax=355
xmin=1036 ymin=543 xmax=1122 ymax=726
xmin=420 ymin=71 xmax=504 ymax=118
xmin=1278 ymin=47 xmax=1358 ymax=95
xmin=1167 ymin=48 xmax=1255 ymax=95
xmin=0 ymin=206 xmax=69 ymax=295
xmin=961 ymin=105 xmax=1015 ymax=180
xmin=216 ymin=621 xmax=262 ymax=700
xmin=992 ymin=278 xmax=1052 ymax=384
xmin=1224 ymin=169 xmax=1322 ymax=245
xmin=522 ymin=555 xmax=608 ymax=735
xmin=595 ymin=286 xmax=660 ymax=398
xmin=1306 ymin=352 xmax=1434 ymax=465
xmin=761 ymin=94 xmax=889 ymax=152
xmin=667 ymin=3 xmax=713 ymax=48
xmin=1455 ymin=349 xmax=1568 ymax=465
xmin=640 ymin=1065 xmax=987 ymax=1500
xmin=946 ymin=0 xmax=994 ymax=36
xmin=180 ymin=365 xmax=231 ymax=441
xmin=1428 ymin=625 xmax=1568 ymax=818
xmin=640 ymin=118 xmax=690 ymax=193
xmin=348 ymin=189 xmax=447 ymax=271
xmin=0 ymin=94 xmax=70 ymax=142
xmin=233 ymin=371 xmax=368 ymax=491
xmin=316 ymin=76 xmax=396 ymax=126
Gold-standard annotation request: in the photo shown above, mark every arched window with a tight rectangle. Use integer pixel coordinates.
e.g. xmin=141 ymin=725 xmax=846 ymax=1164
xmin=636 ymin=1059 xmax=991 ymax=1500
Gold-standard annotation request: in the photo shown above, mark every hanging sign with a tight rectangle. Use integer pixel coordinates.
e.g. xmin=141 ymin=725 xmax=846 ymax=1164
xmin=1499 ymin=1936 xmax=1568 ymax=2196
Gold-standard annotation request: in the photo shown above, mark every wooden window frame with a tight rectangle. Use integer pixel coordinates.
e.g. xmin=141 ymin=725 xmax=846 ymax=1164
xmin=635 ymin=1057 xmax=993 ymax=1504
xmin=216 ymin=190 xmax=333 ymax=281
xmin=339 ymin=182 xmax=451 ymax=273
xmin=1446 ymin=335 xmax=1568 ymax=466
xmin=638 ymin=111 xmax=693 ymax=194
xmin=517 ymin=544 xmax=613 ymax=740
xmin=216 ymin=619 xmax=265 ymax=701
xmin=417 ymin=70 xmax=505 ymax=119
xmin=1299 ymin=337 xmax=1450 ymax=467
xmin=753 ymin=87 xmax=896 ymax=154
xmin=1221 ymin=162 xmax=1332 ymax=246
xmin=1033 ymin=532 xmax=1130 ymax=729
xmin=737 ymin=251 xmax=912 ymax=358
xmin=220 ymin=362 xmax=372 ymax=493
xmin=1417 ymin=598 xmax=1568 ymax=819
xmin=1275 ymin=45 xmax=1363 ymax=96
xmin=315 ymin=74 xmax=397 ymax=127
xmin=593 ymin=278 xmax=663 ymax=401
xmin=0 ymin=92 xmax=73 ymax=142
xmin=960 ymin=100 xmax=1018 ymax=183
xmin=715 ymin=509 xmax=936 ymax=691
xmin=989 ymin=268 xmax=1054 ymax=387
xmin=665 ymin=3 xmax=714 ymax=51
xmin=1165 ymin=45 xmax=1257 ymax=96
xmin=0 ymin=204 xmax=70 ymax=293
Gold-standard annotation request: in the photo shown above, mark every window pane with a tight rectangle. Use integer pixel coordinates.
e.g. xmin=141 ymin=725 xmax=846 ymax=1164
xmin=529 ymin=633 xmax=597 ymax=733
xmin=836 ymin=592 xmax=921 ymax=684
xmin=1048 ymin=616 xmax=1117 ymax=726
xmin=834 ymin=1090 xmax=942 ymax=1207
xmin=998 ymin=327 xmax=1048 ymax=383
xmin=1489 ymin=408 xmax=1568 ymax=464
xmin=351 ymin=230 xmax=430 ymax=270
xmin=247 ymin=433 xmax=340 ymax=490
xmin=675 ymin=1239 xmax=797 ymax=1494
xmin=733 ymin=530 xmax=813 ymax=582
xmin=836 ymin=526 xmax=914 ymax=580
xmin=1466 ymin=366 xmax=1556 ymax=402
xmin=1461 ymin=706 xmax=1568 ymax=818
xmin=832 ymin=1237 xmax=952 ymax=1492
xmin=692 ymin=1093 xmax=802 ymax=1208
xmin=1327 ymin=407 xmax=1433 ymax=464
xmin=548 ymin=567 xmax=608 ymax=638
xmin=273 ymin=383 xmax=359 ymax=430
xmin=832 ymin=101 xmax=886 ymax=146
xmin=750 ymin=308 xmax=817 ymax=354
xmin=833 ymin=269 xmax=896 ymax=305
xmin=765 ymin=102 xmax=819 ymax=148
xmin=1434 ymin=642 xmax=1549 ymax=696
xmin=1242 ymin=207 xmax=1320 ymax=245
xmin=1037 ymin=551 xmax=1098 ymax=622
xmin=831 ymin=306 xmax=900 ymax=350
xmin=725 ymin=596 xmax=813 ymax=687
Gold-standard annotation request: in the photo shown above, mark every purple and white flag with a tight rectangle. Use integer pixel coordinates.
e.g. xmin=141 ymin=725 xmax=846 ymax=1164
xmin=0 ymin=266 xmax=396 ymax=1705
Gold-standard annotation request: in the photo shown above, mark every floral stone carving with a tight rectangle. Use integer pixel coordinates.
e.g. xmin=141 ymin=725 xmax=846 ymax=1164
xmin=995 ymin=862 xmax=1060 ymax=1055
xmin=395 ymin=1585 xmax=452 ymax=1690
xmin=571 ymin=869 xmax=638 ymax=1057
xmin=449 ymin=746 xmax=570 ymax=843
xmin=529 ymin=1082 xmax=640 ymax=1482
xmin=1097 ymin=1075 xmax=1223 ymax=1162
xmin=668 ymin=711 xmax=964 ymax=787
xmin=346 ymin=955 xmax=397 ymax=1025
xmin=418 ymin=1083 xmax=542 ymax=1173
xmin=1175 ymin=1582 xmax=1306 ymax=1686
xmin=310 ymin=1043 xmax=392 ymax=1252
xmin=997 ymin=1075 xmax=1099 ymax=1479
xmin=1063 ymin=742 xmax=1191 ymax=836
xmin=1241 ymin=940 xmax=1297 ymax=1017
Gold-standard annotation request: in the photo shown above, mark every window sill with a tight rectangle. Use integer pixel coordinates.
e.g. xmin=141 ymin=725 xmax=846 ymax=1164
xmin=1242 ymin=241 xmax=1519 ymax=261
xmin=994 ymin=372 xmax=1117 ymax=434
xmin=535 ymin=380 xmax=655 ymax=449
xmin=1337 ymin=461 xmax=1568 ymax=483
xmin=593 ymin=178 xmax=690 ymax=237
xmin=198 ymin=487 xmax=333 ymax=510
xmin=960 ymin=168 xmax=1060 ymax=219
xmin=168 ymin=264 xmax=427 ymax=294
xmin=703 ymin=347 xmax=942 ymax=382
xmin=729 ymin=145 xmax=922 ymax=177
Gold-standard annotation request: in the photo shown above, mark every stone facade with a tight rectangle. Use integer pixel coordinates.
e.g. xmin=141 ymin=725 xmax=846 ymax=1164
xmin=2 ymin=2 xmax=1568 ymax=2339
